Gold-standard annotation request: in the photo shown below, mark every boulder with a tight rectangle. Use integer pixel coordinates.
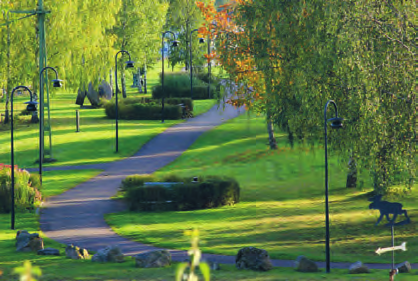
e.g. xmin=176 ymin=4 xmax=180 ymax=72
xmin=38 ymin=248 xmax=60 ymax=256
xmin=98 ymin=80 xmax=113 ymax=100
xmin=16 ymin=230 xmax=43 ymax=252
xmin=65 ymin=244 xmax=89 ymax=260
xmin=135 ymin=250 xmax=171 ymax=268
xmin=396 ymin=261 xmax=411 ymax=273
xmin=76 ymin=88 xmax=87 ymax=106
xmin=87 ymin=82 xmax=100 ymax=107
xmin=235 ymin=247 xmax=273 ymax=271
xmin=348 ymin=261 xmax=370 ymax=274
xmin=295 ymin=256 xmax=319 ymax=272
xmin=92 ymin=245 xmax=124 ymax=263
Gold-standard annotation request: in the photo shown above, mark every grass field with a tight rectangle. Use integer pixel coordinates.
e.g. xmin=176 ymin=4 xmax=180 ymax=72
xmin=0 ymin=65 xmax=217 ymax=168
xmin=0 ymin=168 xmax=415 ymax=280
xmin=106 ymin=114 xmax=417 ymax=265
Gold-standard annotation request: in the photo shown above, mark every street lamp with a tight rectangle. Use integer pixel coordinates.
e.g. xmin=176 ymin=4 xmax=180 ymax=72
xmin=114 ymin=50 xmax=135 ymax=153
xmin=324 ymin=100 xmax=344 ymax=273
xmin=161 ymin=31 xmax=179 ymax=123
xmin=10 ymin=85 xmax=38 ymax=229
xmin=39 ymin=66 xmax=62 ymax=184
xmin=190 ymin=29 xmax=205 ymax=99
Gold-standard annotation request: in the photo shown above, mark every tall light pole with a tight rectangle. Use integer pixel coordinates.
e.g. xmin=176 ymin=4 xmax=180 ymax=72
xmin=161 ymin=31 xmax=178 ymax=123
xmin=324 ymin=100 xmax=344 ymax=273
xmin=114 ymin=50 xmax=135 ymax=153
xmin=39 ymin=67 xmax=62 ymax=184
xmin=10 ymin=85 xmax=38 ymax=229
xmin=189 ymin=29 xmax=205 ymax=99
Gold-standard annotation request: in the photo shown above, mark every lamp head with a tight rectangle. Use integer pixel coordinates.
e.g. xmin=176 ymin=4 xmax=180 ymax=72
xmin=52 ymin=79 xmax=63 ymax=88
xmin=24 ymin=101 xmax=38 ymax=112
xmin=172 ymin=40 xmax=180 ymax=47
xmin=125 ymin=60 xmax=135 ymax=68
xmin=199 ymin=38 xmax=205 ymax=44
xmin=328 ymin=117 xmax=344 ymax=129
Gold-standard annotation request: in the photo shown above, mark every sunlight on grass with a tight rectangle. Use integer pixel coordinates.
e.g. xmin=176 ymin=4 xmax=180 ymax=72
xmin=107 ymin=114 xmax=418 ymax=264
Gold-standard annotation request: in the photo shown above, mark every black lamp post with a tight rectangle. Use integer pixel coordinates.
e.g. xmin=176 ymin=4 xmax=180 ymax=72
xmin=161 ymin=31 xmax=178 ymax=123
xmin=39 ymin=67 xmax=62 ymax=184
xmin=11 ymin=85 xmax=38 ymax=229
xmin=114 ymin=50 xmax=135 ymax=153
xmin=189 ymin=29 xmax=205 ymax=99
xmin=324 ymin=100 xmax=344 ymax=273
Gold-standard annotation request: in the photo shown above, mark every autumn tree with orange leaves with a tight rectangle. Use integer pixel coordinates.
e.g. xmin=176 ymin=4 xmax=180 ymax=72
xmin=197 ymin=0 xmax=416 ymax=194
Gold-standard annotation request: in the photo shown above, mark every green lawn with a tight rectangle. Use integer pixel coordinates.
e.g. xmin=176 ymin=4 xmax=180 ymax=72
xmin=0 ymin=65 xmax=216 ymax=168
xmin=106 ymin=114 xmax=417 ymax=265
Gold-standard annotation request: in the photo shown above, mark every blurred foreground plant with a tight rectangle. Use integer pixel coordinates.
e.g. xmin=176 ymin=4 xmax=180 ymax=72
xmin=13 ymin=261 xmax=42 ymax=281
xmin=176 ymin=229 xmax=210 ymax=281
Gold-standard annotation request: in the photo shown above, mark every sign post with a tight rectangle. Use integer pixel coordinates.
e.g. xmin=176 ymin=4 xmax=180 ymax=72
xmin=368 ymin=195 xmax=411 ymax=280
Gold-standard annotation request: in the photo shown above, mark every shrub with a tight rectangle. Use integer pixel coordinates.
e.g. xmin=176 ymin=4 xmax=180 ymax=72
xmin=165 ymin=98 xmax=193 ymax=112
xmin=104 ymin=100 xmax=182 ymax=120
xmin=152 ymin=85 xmax=217 ymax=100
xmin=123 ymin=175 xmax=240 ymax=212
xmin=0 ymin=164 xmax=42 ymax=213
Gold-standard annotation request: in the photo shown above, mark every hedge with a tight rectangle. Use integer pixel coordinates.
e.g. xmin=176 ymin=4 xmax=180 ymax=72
xmin=122 ymin=175 xmax=240 ymax=212
xmin=104 ymin=100 xmax=182 ymax=120
xmin=152 ymin=85 xmax=217 ymax=100
xmin=0 ymin=164 xmax=42 ymax=213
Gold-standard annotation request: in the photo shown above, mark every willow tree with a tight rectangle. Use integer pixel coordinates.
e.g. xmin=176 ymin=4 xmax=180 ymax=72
xmin=165 ymin=0 xmax=211 ymax=71
xmin=199 ymin=0 xmax=416 ymax=194
xmin=110 ymin=0 xmax=168 ymax=96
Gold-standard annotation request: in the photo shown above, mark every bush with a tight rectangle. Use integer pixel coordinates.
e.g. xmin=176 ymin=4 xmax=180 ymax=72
xmin=165 ymin=98 xmax=193 ymax=112
xmin=104 ymin=100 xmax=182 ymax=120
xmin=0 ymin=164 xmax=42 ymax=213
xmin=152 ymin=85 xmax=217 ymax=100
xmin=123 ymin=175 xmax=240 ymax=212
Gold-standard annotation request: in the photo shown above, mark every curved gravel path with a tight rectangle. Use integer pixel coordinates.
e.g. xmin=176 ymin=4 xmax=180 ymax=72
xmin=40 ymin=103 xmax=416 ymax=271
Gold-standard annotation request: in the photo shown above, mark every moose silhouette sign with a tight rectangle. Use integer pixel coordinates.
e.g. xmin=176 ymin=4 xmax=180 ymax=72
xmin=368 ymin=195 xmax=411 ymax=226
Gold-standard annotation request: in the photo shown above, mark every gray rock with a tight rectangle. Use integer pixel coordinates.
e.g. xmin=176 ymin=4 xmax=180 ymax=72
xmin=135 ymin=250 xmax=171 ymax=268
xmin=38 ymin=248 xmax=60 ymax=256
xmin=348 ymin=261 xmax=370 ymax=274
xmin=92 ymin=245 xmax=124 ymax=263
xmin=16 ymin=230 xmax=43 ymax=252
xmin=396 ymin=261 xmax=411 ymax=273
xmin=236 ymin=247 xmax=273 ymax=271
xmin=295 ymin=256 xmax=319 ymax=272
xmin=76 ymin=88 xmax=87 ymax=106
xmin=87 ymin=82 xmax=100 ymax=107
xmin=208 ymin=260 xmax=221 ymax=271
xmin=98 ymin=80 xmax=112 ymax=100
xmin=65 ymin=244 xmax=89 ymax=260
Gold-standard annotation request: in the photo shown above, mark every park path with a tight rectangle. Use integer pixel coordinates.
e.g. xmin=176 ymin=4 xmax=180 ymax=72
xmin=39 ymin=103 xmax=416 ymax=271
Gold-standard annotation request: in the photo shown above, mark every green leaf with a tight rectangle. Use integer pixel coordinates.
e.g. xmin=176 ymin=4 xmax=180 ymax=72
xmin=176 ymin=263 xmax=189 ymax=281
xmin=199 ymin=262 xmax=211 ymax=281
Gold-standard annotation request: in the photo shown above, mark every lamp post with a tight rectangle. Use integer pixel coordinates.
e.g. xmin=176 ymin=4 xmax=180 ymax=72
xmin=114 ymin=50 xmax=134 ymax=153
xmin=189 ymin=29 xmax=205 ymax=99
xmin=39 ymin=67 xmax=62 ymax=184
xmin=10 ymin=85 xmax=38 ymax=229
xmin=161 ymin=31 xmax=178 ymax=123
xmin=324 ymin=100 xmax=344 ymax=273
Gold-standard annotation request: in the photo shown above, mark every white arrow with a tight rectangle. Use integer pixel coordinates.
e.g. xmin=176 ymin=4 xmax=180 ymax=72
xmin=376 ymin=242 xmax=407 ymax=255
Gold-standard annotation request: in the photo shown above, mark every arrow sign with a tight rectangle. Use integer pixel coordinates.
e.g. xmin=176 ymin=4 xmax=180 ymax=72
xmin=376 ymin=242 xmax=407 ymax=255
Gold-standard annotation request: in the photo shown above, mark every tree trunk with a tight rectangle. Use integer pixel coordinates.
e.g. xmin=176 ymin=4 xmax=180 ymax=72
xmin=121 ymin=69 xmax=127 ymax=98
xmin=267 ymin=119 xmax=278 ymax=150
xmin=144 ymin=64 xmax=147 ymax=94
xmin=110 ymin=68 xmax=114 ymax=97
xmin=346 ymin=156 xmax=357 ymax=188
xmin=138 ymin=68 xmax=143 ymax=93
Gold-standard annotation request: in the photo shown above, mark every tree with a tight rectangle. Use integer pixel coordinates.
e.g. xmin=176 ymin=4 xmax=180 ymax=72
xmin=198 ymin=0 xmax=416 ymax=194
